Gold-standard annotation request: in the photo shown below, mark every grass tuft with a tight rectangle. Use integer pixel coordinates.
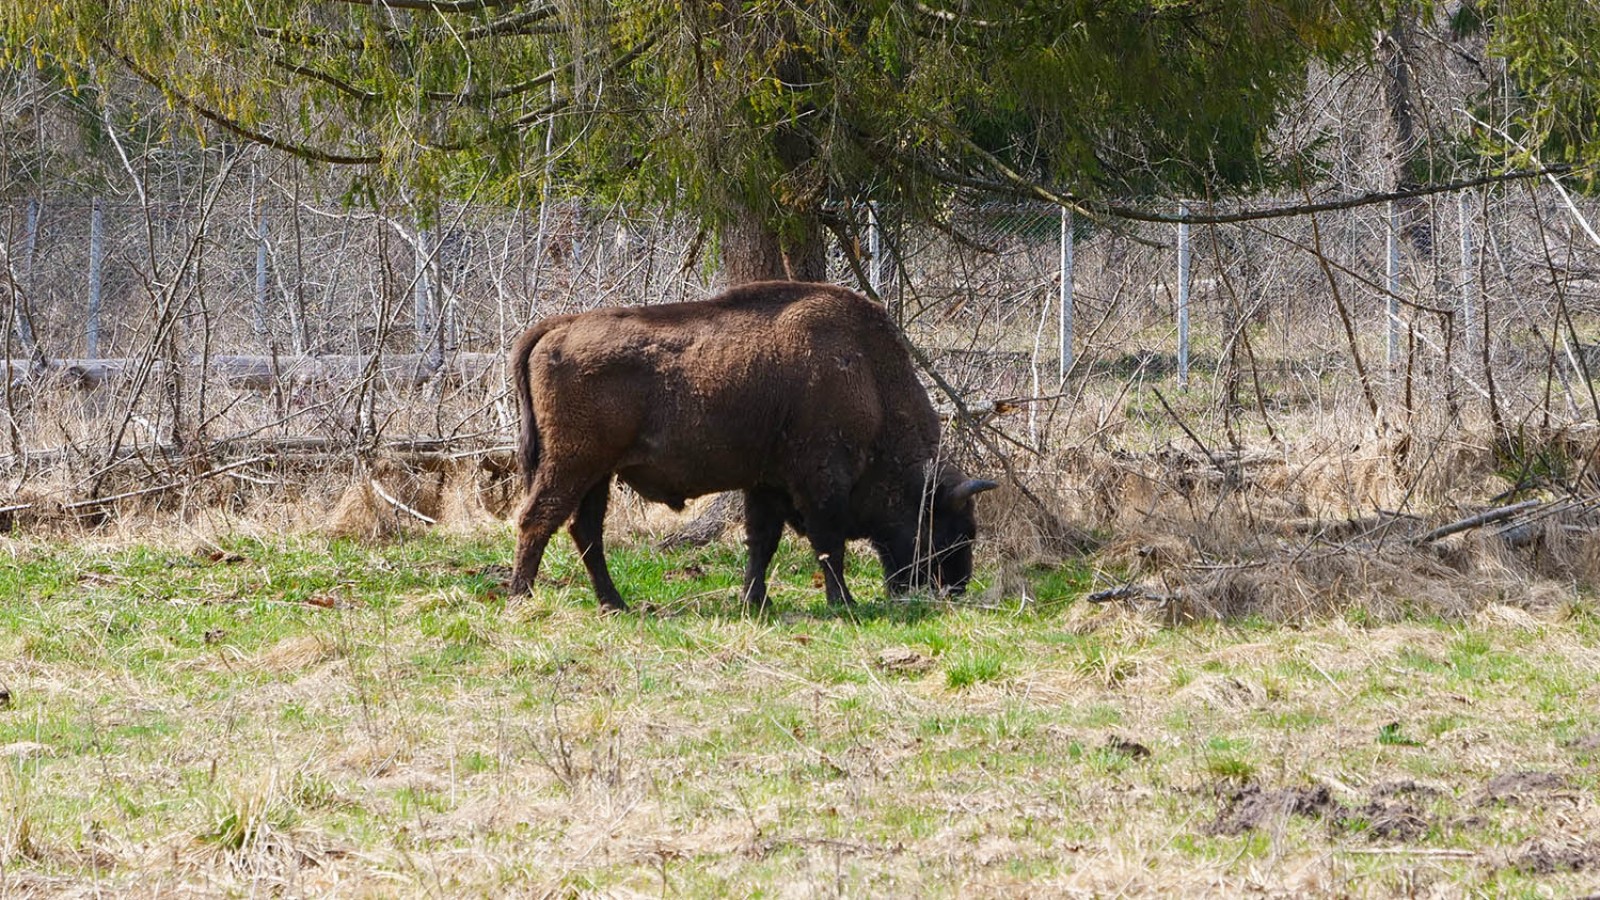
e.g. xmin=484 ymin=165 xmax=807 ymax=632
xmin=945 ymin=651 xmax=1006 ymax=689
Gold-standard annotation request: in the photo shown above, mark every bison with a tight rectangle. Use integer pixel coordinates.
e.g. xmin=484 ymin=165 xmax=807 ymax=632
xmin=507 ymin=281 xmax=996 ymax=611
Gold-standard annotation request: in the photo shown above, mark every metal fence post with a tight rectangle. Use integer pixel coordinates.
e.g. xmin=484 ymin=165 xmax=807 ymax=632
xmin=1059 ymin=207 xmax=1074 ymax=383
xmin=1458 ymin=191 xmax=1475 ymax=356
xmin=254 ymin=187 xmax=270 ymax=339
xmin=415 ymin=225 xmax=433 ymax=355
xmin=867 ymin=201 xmax=882 ymax=297
xmin=88 ymin=196 xmax=103 ymax=359
xmin=14 ymin=197 xmax=39 ymax=352
xmin=1177 ymin=200 xmax=1190 ymax=388
xmin=1387 ymin=200 xmax=1400 ymax=368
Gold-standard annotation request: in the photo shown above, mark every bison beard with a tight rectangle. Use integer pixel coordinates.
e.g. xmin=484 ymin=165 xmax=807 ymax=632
xmin=507 ymin=281 xmax=996 ymax=611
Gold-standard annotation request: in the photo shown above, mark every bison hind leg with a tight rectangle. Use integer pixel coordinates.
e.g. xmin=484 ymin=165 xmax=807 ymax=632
xmin=510 ymin=468 xmax=600 ymax=604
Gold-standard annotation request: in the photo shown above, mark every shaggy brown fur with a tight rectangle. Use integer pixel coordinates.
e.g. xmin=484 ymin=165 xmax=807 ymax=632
xmin=508 ymin=281 xmax=995 ymax=611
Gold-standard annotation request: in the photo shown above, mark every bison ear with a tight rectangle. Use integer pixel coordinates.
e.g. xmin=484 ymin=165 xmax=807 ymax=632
xmin=949 ymin=478 xmax=1000 ymax=503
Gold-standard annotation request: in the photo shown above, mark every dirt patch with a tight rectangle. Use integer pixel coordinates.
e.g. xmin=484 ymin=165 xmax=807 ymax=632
xmin=1206 ymin=782 xmax=1442 ymax=843
xmin=1565 ymin=733 xmax=1600 ymax=753
xmin=1477 ymin=770 xmax=1567 ymax=805
xmin=875 ymin=646 xmax=934 ymax=675
xmin=1370 ymin=779 xmax=1445 ymax=800
xmin=1336 ymin=800 xmax=1430 ymax=842
xmin=1104 ymin=736 xmax=1151 ymax=759
xmin=1204 ymin=785 xmax=1339 ymax=836
xmin=1505 ymin=839 xmax=1600 ymax=875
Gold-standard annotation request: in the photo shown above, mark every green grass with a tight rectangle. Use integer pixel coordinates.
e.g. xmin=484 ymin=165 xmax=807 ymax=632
xmin=1 ymin=529 xmax=1597 ymax=896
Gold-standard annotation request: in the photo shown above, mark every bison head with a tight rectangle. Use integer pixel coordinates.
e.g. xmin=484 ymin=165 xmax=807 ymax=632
xmin=879 ymin=468 xmax=998 ymax=596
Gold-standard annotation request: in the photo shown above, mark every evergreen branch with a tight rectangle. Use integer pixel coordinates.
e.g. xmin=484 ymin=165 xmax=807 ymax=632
xmin=946 ymin=132 xmax=1589 ymax=225
xmin=459 ymin=5 xmax=561 ymax=40
xmin=1095 ymin=167 xmax=1591 ymax=224
xmin=103 ymin=42 xmax=382 ymax=165
xmin=253 ymin=26 xmax=367 ymax=53
xmin=506 ymin=23 xmax=664 ymax=129
xmin=322 ymin=0 xmax=522 ymax=12
xmin=480 ymin=68 xmax=560 ymax=101
xmin=269 ymin=56 xmax=381 ymax=103
xmin=267 ymin=44 xmax=559 ymax=106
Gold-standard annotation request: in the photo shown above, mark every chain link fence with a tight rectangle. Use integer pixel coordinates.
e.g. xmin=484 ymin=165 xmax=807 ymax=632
xmin=4 ymin=163 xmax=1600 ymax=549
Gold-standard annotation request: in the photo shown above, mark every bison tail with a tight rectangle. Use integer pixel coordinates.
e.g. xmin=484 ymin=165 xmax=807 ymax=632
xmin=510 ymin=323 xmax=551 ymax=493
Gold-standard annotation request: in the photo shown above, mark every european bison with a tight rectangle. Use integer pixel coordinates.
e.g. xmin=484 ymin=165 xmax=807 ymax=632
xmin=508 ymin=281 xmax=996 ymax=611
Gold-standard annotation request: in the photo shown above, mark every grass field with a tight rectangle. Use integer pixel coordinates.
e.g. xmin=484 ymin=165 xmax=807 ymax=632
xmin=2 ymin=529 xmax=1598 ymax=897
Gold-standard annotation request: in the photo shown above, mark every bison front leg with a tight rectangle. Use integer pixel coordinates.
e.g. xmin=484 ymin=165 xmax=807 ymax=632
xmin=808 ymin=530 xmax=855 ymax=606
xmin=872 ymin=528 xmax=918 ymax=596
xmin=795 ymin=494 xmax=856 ymax=607
xmin=568 ymin=477 xmax=626 ymax=612
xmin=741 ymin=488 xmax=788 ymax=610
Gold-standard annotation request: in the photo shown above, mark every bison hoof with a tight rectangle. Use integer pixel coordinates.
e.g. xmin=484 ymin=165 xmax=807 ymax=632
xmin=509 ymin=575 xmax=532 ymax=596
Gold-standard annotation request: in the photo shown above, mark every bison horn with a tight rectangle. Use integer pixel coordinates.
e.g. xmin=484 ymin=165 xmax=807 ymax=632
xmin=951 ymin=478 xmax=1000 ymax=502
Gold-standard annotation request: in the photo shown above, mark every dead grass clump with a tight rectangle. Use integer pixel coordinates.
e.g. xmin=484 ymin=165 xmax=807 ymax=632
xmin=183 ymin=769 xmax=341 ymax=892
xmin=1406 ymin=440 xmax=1503 ymax=507
xmin=0 ymin=488 xmax=65 ymax=534
xmin=1523 ymin=523 xmax=1600 ymax=593
xmin=1039 ymin=423 xmax=1600 ymax=623
xmin=324 ymin=459 xmax=447 ymax=539
xmin=1176 ymin=569 xmax=1265 ymax=621
xmin=1573 ymin=532 xmax=1600 ymax=588
xmin=1473 ymin=603 xmax=1545 ymax=632
xmin=1101 ymin=533 xmax=1196 ymax=575
xmin=324 ymin=479 xmax=390 ymax=539
xmin=1160 ymin=549 xmax=1486 ymax=623
xmin=435 ymin=462 xmax=506 ymax=532
xmin=250 ymin=634 xmax=341 ymax=674
xmin=1175 ymin=674 xmax=1268 ymax=713
xmin=332 ymin=735 xmax=412 ymax=778
xmin=0 ymin=764 xmax=41 ymax=866
xmin=1292 ymin=441 xmax=1406 ymax=519
xmin=981 ymin=482 xmax=1101 ymax=564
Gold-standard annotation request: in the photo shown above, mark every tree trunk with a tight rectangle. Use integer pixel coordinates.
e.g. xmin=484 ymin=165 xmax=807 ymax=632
xmin=1381 ymin=3 xmax=1434 ymax=260
xmin=719 ymin=199 xmax=827 ymax=285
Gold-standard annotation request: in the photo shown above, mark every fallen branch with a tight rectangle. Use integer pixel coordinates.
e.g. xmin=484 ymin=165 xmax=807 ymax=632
xmin=1086 ymin=584 xmax=1174 ymax=605
xmin=2 ymin=352 xmax=500 ymax=391
xmin=0 ymin=455 xmax=282 ymax=520
xmin=63 ymin=456 xmax=277 ymax=511
xmin=1411 ymin=499 xmax=1543 ymax=546
xmin=368 ymin=479 xmax=437 ymax=525
xmin=1337 ymin=847 xmax=1477 ymax=859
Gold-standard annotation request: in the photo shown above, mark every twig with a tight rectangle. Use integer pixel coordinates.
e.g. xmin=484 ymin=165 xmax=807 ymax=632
xmin=1150 ymin=388 xmax=1228 ymax=475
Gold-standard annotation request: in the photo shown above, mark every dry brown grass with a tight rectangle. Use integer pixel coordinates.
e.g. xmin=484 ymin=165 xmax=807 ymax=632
xmin=982 ymin=419 xmax=1600 ymax=623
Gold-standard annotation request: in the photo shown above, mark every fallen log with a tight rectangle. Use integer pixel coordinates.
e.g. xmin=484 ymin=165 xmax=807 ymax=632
xmin=3 ymin=352 xmax=501 ymax=391
xmin=0 ymin=436 xmax=514 ymax=471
